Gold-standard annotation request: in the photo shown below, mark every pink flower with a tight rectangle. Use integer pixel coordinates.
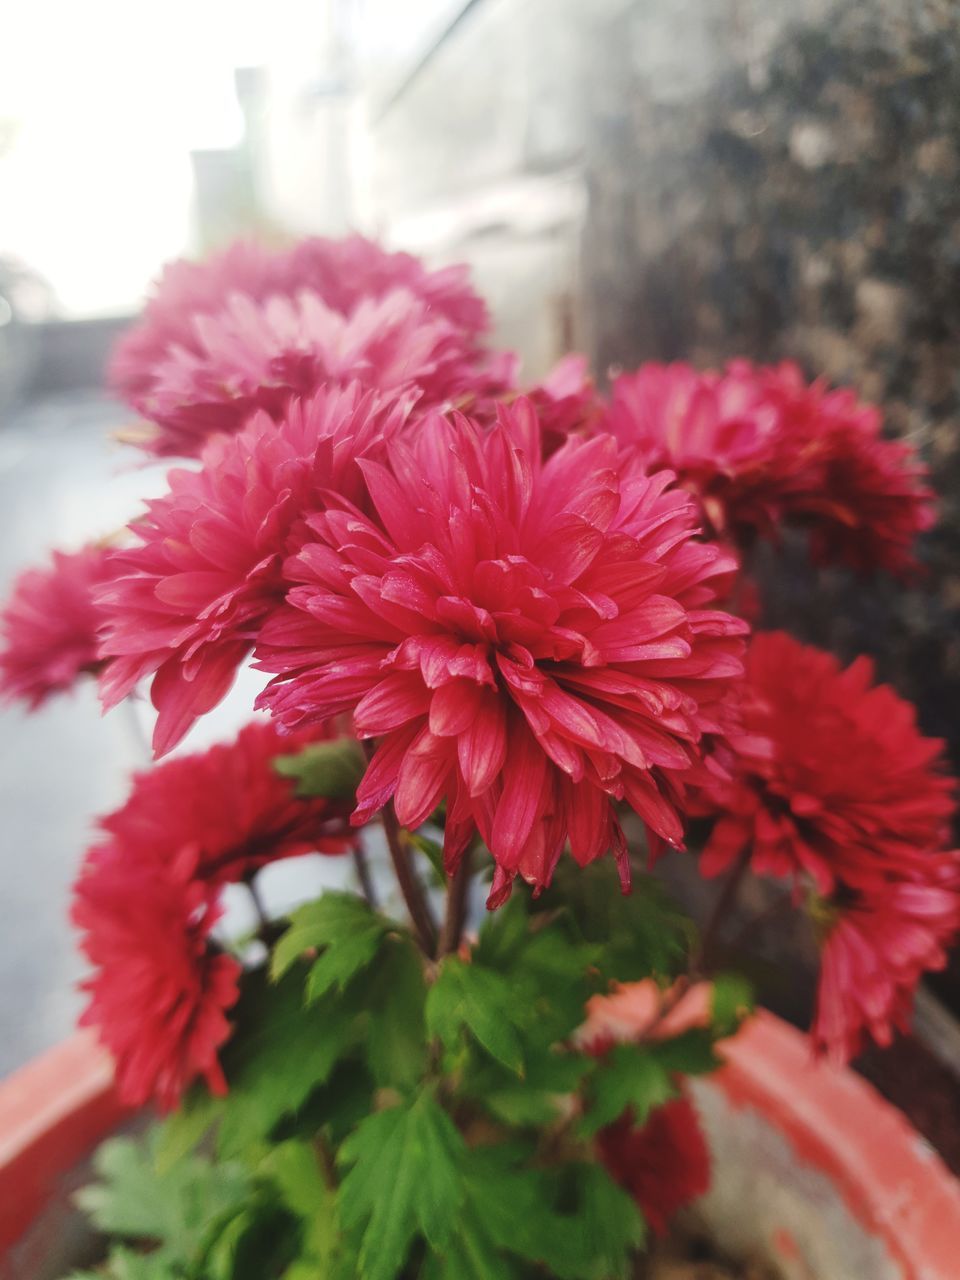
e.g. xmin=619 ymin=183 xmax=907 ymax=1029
xmin=73 ymin=844 xmax=241 ymax=1110
xmin=605 ymin=360 xmax=933 ymax=577
xmin=255 ymin=400 xmax=747 ymax=904
xmin=110 ymin=235 xmax=499 ymax=457
xmin=0 ymin=543 xmax=114 ymax=709
xmin=98 ymin=383 xmax=409 ymax=755
xmin=696 ymin=632 xmax=955 ymax=895
xmin=813 ymin=872 xmax=960 ymax=1061
xmin=72 ymin=719 xmax=352 ymax=1108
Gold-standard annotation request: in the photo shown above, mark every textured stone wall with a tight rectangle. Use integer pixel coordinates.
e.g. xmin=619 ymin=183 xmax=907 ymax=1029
xmin=581 ymin=0 xmax=960 ymax=772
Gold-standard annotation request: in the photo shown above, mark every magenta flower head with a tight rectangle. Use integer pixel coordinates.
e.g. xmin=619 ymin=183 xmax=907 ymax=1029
xmin=110 ymin=235 xmax=502 ymax=458
xmin=0 ymin=543 xmax=115 ymax=709
xmin=255 ymin=399 xmax=748 ymax=905
xmin=98 ymin=382 xmax=411 ymax=755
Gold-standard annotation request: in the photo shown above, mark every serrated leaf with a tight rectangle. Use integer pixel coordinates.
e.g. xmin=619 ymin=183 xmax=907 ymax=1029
xmin=467 ymin=1049 xmax=595 ymax=1128
xmin=75 ymin=1131 xmax=251 ymax=1265
xmin=365 ymin=936 xmax=428 ymax=1089
xmin=649 ymin=1028 xmax=721 ymax=1077
xmin=153 ymin=1088 xmax=223 ymax=1174
xmin=563 ymin=1163 xmax=646 ymax=1279
xmin=261 ymin=1140 xmax=340 ymax=1277
xmin=270 ymin=893 xmax=392 ymax=1003
xmin=71 ymin=1246 xmax=180 ymax=1280
xmin=215 ymin=969 xmax=361 ymax=1157
xmin=338 ymin=1090 xmax=465 ymax=1280
xmin=273 ymin=739 xmax=365 ymax=799
xmin=580 ymin=1043 xmax=676 ymax=1137
xmin=426 ymin=957 xmax=525 ymax=1074
xmin=711 ymin=972 xmax=754 ymax=1038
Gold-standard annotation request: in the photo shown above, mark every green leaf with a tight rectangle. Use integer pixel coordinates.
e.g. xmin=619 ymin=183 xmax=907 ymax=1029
xmin=408 ymin=831 xmax=447 ymax=884
xmin=70 ymin=1246 xmax=180 ymax=1280
xmin=466 ymin=1049 xmax=595 ymax=1128
xmin=711 ymin=972 xmax=754 ymax=1038
xmin=75 ymin=1132 xmax=251 ymax=1264
xmin=579 ymin=1043 xmax=676 ymax=1137
xmin=534 ymin=861 xmax=691 ymax=984
xmin=270 ymin=892 xmax=392 ymax=1001
xmin=563 ymin=1163 xmax=646 ymax=1279
xmin=273 ymin=739 xmax=365 ymax=799
xmin=215 ymin=969 xmax=361 ymax=1157
xmin=338 ymin=1090 xmax=465 ymax=1280
xmin=426 ymin=956 xmax=525 ymax=1075
xmin=153 ymin=1088 xmax=223 ymax=1173
xmin=649 ymin=1028 xmax=721 ymax=1077
xmin=365 ymin=936 xmax=428 ymax=1089
xmin=261 ymin=1140 xmax=340 ymax=1277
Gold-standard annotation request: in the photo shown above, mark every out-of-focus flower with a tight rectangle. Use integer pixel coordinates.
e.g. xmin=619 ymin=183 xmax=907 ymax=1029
xmin=0 ymin=544 xmax=114 ymax=709
xmin=604 ymin=360 xmax=933 ymax=578
xmin=72 ymin=719 xmax=353 ymax=1108
xmin=696 ymin=631 xmax=955 ymax=894
xmin=73 ymin=844 xmax=241 ymax=1110
xmin=98 ymin=383 xmax=408 ymax=755
xmin=597 ymin=1094 xmax=711 ymax=1236
xmin=110 ymin=235 xmax=500 ymax=457
xmin=812 ymin=872 xmax=960 ymax=1061
xmin=256 ymin=399 xmax=747 ymax=905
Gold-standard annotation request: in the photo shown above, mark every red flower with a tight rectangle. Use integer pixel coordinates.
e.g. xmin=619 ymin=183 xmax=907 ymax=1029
xmin=73 ymin=844 xmax=241 ymax=1110
xmin=813 ymin=873 xmax=960 ymax=1061
xmin=110 ymin=235 xmax=498 ymax=457
xmin=72 ymin=719 xmax=352 ymax=1108
xmin=98 ymin=383 xmax=409 ymax=755
xmin=527 ymin=355 xmax=603 ymax=457
xmin=604 ymin=360 xmax=932 ymax=577
xmin=597 ymin=1095 xmax=710 ymax=1236
xmin=256 ymin=400 xmax=747 ymax=904
xmin=0 ymin=544 xmax=113 ymax=709
xmin=696 ymin=632 xmax=955 ymax=894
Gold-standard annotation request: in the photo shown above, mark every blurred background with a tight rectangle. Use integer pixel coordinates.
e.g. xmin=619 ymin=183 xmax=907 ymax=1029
xmin=3 ymin=0 xmax=960 ymax=1151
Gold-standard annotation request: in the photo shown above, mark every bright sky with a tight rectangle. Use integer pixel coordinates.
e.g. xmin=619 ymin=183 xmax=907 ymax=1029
xmin=0 ymin=1 xmax=333 ymax=315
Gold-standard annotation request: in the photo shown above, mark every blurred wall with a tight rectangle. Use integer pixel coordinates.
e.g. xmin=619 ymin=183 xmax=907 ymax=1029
xmin=578 ymin=0 xmax=960 ymax=771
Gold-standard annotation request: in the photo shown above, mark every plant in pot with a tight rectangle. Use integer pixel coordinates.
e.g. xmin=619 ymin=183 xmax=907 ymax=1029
xmin=0 ymin=236 xmax=956 ymax=1279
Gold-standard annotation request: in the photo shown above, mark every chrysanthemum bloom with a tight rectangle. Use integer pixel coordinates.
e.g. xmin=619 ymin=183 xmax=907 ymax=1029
xmin=0 ymin=543 xmax=114 ymax=709
xmin=110 ymin=234 xmax=497 ymax=457
xmin=597 ymin=1095 xmax=710 ymax=1236
xmin=128 ymin=288 xmax=492 ymax=459
xmin=73 ymin=844 xmax=241 ymax=1109
xmin=72 ymin=719 xmax=352 ymax=1107
xmin=98 ymin=383 xmax=409 ymax=755
xmin=696 ymin=631 xmax=955 ymax=894
xmin=605 ymin=360 xmax=933 ymax=577
xmin=95 ymin=719 xmax=354 ymax=882
xmin=255 ymin=400 xmax=748 ymax=904
xmin=812 ymin=869 xmax=960 ymax=1061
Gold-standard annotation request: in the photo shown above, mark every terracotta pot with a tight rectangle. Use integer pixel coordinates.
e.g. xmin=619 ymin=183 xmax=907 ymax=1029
xmin=2 ymin=1014 xmax=959 ymax=1278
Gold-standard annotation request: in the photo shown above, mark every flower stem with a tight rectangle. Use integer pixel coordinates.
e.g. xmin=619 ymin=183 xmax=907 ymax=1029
xmin=352 ymin=833 xmax=377 ymax=908
xmin=438 ymin=847 xmax=473 ymax=957
xmin=694 ymin=847 xmax=751 ymax=975
xmin=380 ymin=797 xmax=438 ymax=957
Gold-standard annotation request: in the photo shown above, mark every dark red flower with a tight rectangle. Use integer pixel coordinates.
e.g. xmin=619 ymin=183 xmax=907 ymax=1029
xmin=98 ymin=383 xmax=409 ymax=755
xmin=110 ymin=235 xmax=499 ymax=457
xmin=72 ymin=719 xmax=352 ymax=1108
xmin=597 ymin=1095 xmax=710 ymax=1236
xmin=255 ymin=399 xmax=747 ymax=904
xmin=0 ymin=543 xmax=114 ymax=709
xmin=696 ymin=631 xmax=955 ymax=894
xmin=604 ymin=360 xmax=933 ymax=578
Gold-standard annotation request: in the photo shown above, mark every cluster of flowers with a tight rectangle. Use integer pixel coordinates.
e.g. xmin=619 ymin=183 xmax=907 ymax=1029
xmin=0 ymin=233 xmax=954 ymax=1118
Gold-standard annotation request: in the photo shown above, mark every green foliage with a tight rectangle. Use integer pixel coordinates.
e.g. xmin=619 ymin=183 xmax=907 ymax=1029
xmin=270 ymin=891 xmax=395 ymax=1001
xmin=272 ymin=738 xmax=365 ymax=799
xmin=426 ymin=955 xmax=526 ymax=1074
xmin=711 ymin=971 xmax=755 ymax=1038
xmin=66 ymin=863 xmax=741 ymax=1280
xmin=338 ymin=1090 xmax=464 ymax=1280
